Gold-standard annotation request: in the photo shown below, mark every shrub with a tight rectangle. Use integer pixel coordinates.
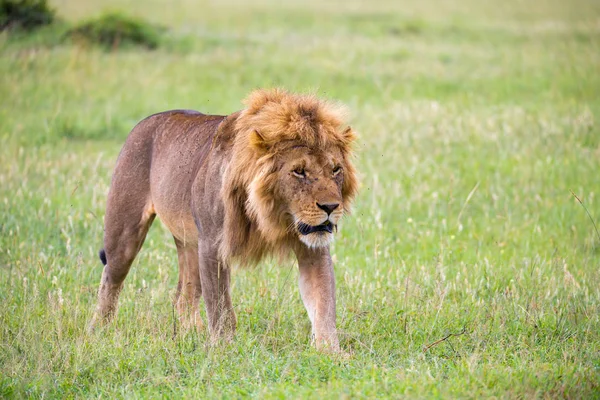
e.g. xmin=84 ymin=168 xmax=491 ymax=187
xmin=66 ymin=12 xmax=163 ymax=50
xmin=0 ymin=0 xmax=55 ymax=31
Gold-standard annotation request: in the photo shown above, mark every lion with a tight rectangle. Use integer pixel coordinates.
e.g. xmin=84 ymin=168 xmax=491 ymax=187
xmin=89 ymin=88 xmax=358 ymax=351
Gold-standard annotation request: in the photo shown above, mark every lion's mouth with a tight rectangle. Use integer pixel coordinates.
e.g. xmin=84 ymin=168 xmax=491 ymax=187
xmin=297 ymin=221 xmax=335 ymax=235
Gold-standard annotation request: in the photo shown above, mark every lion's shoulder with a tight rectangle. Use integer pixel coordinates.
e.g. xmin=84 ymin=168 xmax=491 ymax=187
xmin=213 ymin=111 xmax=242 ymax=148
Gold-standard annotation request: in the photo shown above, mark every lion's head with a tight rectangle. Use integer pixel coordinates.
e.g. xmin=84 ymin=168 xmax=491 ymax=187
xmin=221 ymin=89 xmax=358 ymax=263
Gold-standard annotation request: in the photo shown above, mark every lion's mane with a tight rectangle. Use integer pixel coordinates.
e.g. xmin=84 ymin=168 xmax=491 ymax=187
xmin=219 ymin=88 xmax=358 ymax=265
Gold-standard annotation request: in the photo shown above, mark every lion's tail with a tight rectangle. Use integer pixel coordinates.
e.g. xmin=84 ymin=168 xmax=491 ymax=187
xmin=99 ymin=249 xmax=107 ymax=266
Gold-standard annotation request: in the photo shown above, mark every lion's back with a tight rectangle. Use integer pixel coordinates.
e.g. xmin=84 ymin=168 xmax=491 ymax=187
xmin=120 ymin=110 xmax=228 ymax=243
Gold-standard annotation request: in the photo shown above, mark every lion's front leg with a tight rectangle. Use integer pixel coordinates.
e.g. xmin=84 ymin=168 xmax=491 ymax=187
xmin=295 ymin=246 xmax=340 ymax=352
xmin=198 ymin=240 xmax=236 ymax=342
xmin=174 ymin=238 xmax=204 ymax=332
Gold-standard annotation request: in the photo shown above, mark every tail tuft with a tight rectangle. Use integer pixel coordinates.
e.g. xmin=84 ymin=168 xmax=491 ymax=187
xmin=99 ymin=249 xmax=107 ymax=266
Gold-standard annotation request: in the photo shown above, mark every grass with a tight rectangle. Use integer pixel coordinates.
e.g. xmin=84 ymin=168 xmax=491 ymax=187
xmin=1 ymin=0 xmax=599 ymax=397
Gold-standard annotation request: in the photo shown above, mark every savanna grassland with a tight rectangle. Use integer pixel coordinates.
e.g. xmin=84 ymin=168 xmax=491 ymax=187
xmin=1 ymin=0 xmax=599 ymax=398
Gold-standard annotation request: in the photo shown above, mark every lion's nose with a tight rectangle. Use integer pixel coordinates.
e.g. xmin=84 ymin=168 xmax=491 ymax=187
xmin=316 ymin=202 xmax=339 ymax=215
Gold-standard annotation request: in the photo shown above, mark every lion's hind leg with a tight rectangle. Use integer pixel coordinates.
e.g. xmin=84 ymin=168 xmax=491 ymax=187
xmin=89 ymin=189 xmax=156 ymax=331
xmin=174 ymin=238 xmax=204 ymax=332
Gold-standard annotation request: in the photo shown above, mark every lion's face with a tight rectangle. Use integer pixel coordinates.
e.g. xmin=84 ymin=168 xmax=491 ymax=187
xmin=274 ymin=145 xmax=347 ymax=248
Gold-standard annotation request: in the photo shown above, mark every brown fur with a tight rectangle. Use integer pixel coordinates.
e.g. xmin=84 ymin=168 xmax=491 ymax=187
xmin=90 ymin=89 xmax=358 ymax=351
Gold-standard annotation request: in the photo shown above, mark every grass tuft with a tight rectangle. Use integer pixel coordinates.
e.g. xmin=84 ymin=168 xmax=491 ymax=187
xmin=0 ymin=0 xmax=54 ymax=32
xmin=66 ymin=12 xmax=163 ymax=50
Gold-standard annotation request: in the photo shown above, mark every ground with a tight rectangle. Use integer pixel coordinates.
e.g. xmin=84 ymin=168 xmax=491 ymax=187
xmin=1 ymin=0 xmax=599 ymax=398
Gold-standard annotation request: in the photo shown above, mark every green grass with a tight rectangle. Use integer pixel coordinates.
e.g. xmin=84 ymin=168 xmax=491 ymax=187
xmin=1 ymin=0 xmax=599 ymax=398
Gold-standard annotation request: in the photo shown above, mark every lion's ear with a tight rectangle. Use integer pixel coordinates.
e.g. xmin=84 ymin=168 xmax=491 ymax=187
xmin=249 ymin=130 xmax=269 ymax=152
xmin=342 ymin=126 xmax=356 ymax=143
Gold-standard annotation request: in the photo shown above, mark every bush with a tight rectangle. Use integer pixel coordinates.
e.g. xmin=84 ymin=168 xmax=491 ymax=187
xmin=0 ymin=0 xmax=55 ymax=31
xmin=66 ymin=12 xmax=163 ymax=50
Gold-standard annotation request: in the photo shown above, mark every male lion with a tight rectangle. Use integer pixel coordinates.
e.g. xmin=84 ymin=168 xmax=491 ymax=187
xmin=90 ymin=88 xmax=358 ymax=351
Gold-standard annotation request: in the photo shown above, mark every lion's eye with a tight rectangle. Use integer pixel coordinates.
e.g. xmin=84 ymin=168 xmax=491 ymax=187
xmin=292 ymin=168 xmax=306 ymax=178
xmin=332 ymin=166 xmax=342 ymax=176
